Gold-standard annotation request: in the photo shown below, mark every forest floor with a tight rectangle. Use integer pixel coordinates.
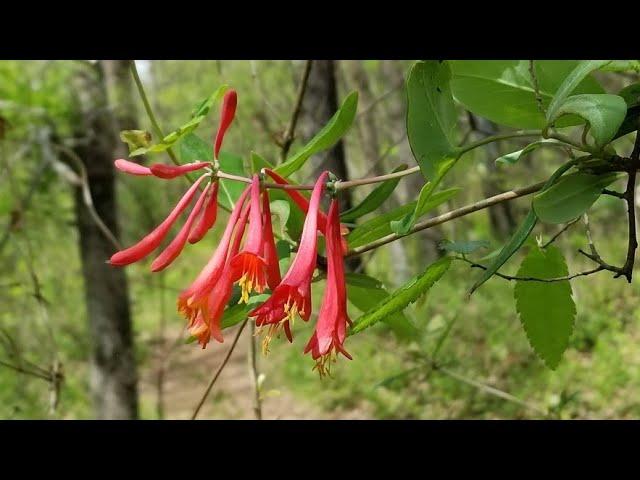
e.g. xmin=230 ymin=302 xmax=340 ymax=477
xmin=138 ymin=324 xmax=371 ymax=420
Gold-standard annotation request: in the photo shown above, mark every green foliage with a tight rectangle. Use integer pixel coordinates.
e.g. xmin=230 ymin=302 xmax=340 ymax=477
xmin=179 ymin=133 xmax=245 ymax=209
xmin=221 ymin=294 xmax=270 ymax=329
xmin=533 ymin=172 xmax=622 ymax=224
xmin=340 ymin=164 xmax=407 ymax=222
xmin=469 ymin=159 xmax=580 ymax=295
xmin=347 ymin=188 xmax=460 ymax=248
xmin=345 ymin=273 xmax=418 ymax=339
xmin=130 ymin=85 xmax=228 ymax=156
xmin=495 ymin=140 xmax=564 ymax=166
xmin=545 ymin=60 xmax=611 ymax=123
xmin=397 ymin=61 xmax=459 ymax=235
xmin=350 ymin=257 xmax=452 ymax=335
xmin=405 ymin=61 xmax=459 ymax=181
xmin=274 ymin=91 xmax=358 ymax=177
xmin=514 ymin=246 xmax=576 ymax=369
xmin=438 ymin=239 xmax=490 ymax=255
xmin=120 ymin=130 xmax=152 ymax=153
xmin=449 ymin=60 xmax=604 ymax=128
xmin=549 ymin=94 xmax=627 ymax=148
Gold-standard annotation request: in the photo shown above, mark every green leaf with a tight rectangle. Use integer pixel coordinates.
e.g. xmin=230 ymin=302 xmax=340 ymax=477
xmin=347 ymin=187 xmax=460 ymax=248
xmin=119 ymin=130 xmax=152 ymax=153
xmin=495 ymin=139 xmax=565 ymax=166
xmin=469 ymin=159 xmax=580 ymax=295
xmin=350 ymin=257 xmax=452 ymax=335
xmin=274 ymin=91 xmax=358 ymax=177
xmin=514 ymin=246 xmax=576 ymax=369
xmin=340 ymin=164 xmax=407 ymax=223
xmin=438 ymin=239 xmax=490 ymax=255
xmin=221 ymin=294 xmax=270 ymax=329
xmin=546 ymin=60 xmax=611 ymax=123
xmin=390 ymin=167 xmax=455 ymax=235
xmin=269 ymin=199 xmax=291 ymax=239
xmin=406 ymin=61 xmax=459 ymax=181
xmin=450 ymin=60 xmax=604 ymax=129
xmin=548 ymin=94 xmax=627 ymax=148
xmin=345 ymin=273 xmax=418 ymax=340
xmin=131 ymin=86 xmax=227 ymax=157
xmin=533 ymin=172 xmax=622 ymax=224
xmin=598 ymin=60 xmax=640 ymax=73
xmin=250 ymin=151 xmax=274 ymax=173
xmin=191 ymin=85 xmax=229 ymax=118
xmin=218 ymin=151 xmax=247 ymax=210
xmin=179 ymin=133 xmax=246 ymax=210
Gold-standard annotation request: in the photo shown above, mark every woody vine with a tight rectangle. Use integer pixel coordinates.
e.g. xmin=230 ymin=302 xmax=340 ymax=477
xmin=107 ymin=60 xmax=640 ymax=413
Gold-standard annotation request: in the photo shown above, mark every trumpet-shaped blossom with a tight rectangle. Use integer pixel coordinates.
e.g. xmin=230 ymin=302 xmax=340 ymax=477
xmin=263 ymin=168 xmax=349 ymax=254
xmin=304 ymin=198 xmax=352 ymax=377
xmin=250 ymin=171 xmax=329 ymax=353
xmin=261 ymin=189 xmax=281 ymax=290
xmin=109 ymin=174 xmax=208 ymax=266
xmin=229 ymin=175 xmax=268 ymax=303
xmin=188 ymin=181 xmax=219 ymax=244
xmin=178 ymin=187 xmax=250 ymax=330
xmin=214 ymin=90 xmax=237 ymax=160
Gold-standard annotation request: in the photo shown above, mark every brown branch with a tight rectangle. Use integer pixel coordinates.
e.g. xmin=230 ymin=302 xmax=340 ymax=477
xmin=191 ymin=319 xmax=249 ymax=420
xmin=280 ymin=60 xmax=313 ymax=162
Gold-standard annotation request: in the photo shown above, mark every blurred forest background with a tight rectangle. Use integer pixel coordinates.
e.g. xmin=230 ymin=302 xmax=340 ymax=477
xmin=1 ymin=60 xmax=640 ymax=420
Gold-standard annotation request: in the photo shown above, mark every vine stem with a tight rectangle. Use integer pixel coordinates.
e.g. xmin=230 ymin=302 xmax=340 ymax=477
xmin=457 ymin=256 xmax=604 ymax=283
xmin=130 ymin=61 xmax=181 ymax=167
xmin=191 ymin=319 xmax=249 ymax=420
xmin=346 ymin=181 xmax=546 ymax=257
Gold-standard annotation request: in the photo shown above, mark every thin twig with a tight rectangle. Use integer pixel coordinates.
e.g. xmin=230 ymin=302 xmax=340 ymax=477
xmin=346 ymin=181 xmax=546 ymax=257
xmin=434 ymin=364 xmax=548 ymax=416
xmin=529 ymin=60 xmax=546 ymax=116
xmin=457 ymin=256 xmax=604 ymax=282
xmin=541 ymin=217 xmax=581 ymax=249
xmin=53 ymin=144 xmax=122 ymax=250
xmin=191 ymin=319 xmax=249 ymax=420
xmin=248 ymin=322 xmax=263 ymax=420
xmin=130 ymin=61 xmax=180 ymax=167
xmin=280 ymin=60 xmax=313 ymax=162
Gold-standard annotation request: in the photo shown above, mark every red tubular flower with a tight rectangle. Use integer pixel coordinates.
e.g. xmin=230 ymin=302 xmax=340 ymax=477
xmin=187 ymin=199 xmax=251 ymax=347
xmin=115 ymin=159 xmax=152 ymax=176
xmin=188 ymin=181 xmax=219 ymax=244
xmin=249 ymin=171 xmax=329 ymax=353
xmin=229 ymin=175 xmax=268 ymax=303
xmin=214 ymin=89 xmax=237 ymax=160
xmin=151 ymin=182 xmax=211 ymax=272
xmin=304 ymin=198 xmax=352 ymax=377
xmin=150 ymin=162 xmax=210 ymax=179
xmin=261 ymin=189 xmax=281 ymax=290
xmin=178 ymin=186 xmax=250 ymax=330
xmin=110 ymin=174 xmax=208 ymax=266
xmin=263 ymin=168 xmax=349 ymax=254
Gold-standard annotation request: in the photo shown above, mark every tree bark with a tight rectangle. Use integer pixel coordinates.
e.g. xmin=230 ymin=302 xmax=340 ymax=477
xmin=300 ymin=60 xmax=361 ymax=270
xmin=471 ymin=115 xmax=517 ymax=239
xmin=71 ymin=62 xmax=138 ymax=419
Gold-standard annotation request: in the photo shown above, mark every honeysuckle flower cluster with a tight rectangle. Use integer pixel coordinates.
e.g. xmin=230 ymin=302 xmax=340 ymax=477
xmin=110 ymin=89 xmax=351 ymax=376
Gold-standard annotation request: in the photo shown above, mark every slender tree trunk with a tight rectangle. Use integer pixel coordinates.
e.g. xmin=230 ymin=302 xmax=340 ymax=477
xmin=72 ymin=63 xmax=138 ymax=419
xmin=300 ymin=60 xmax=361 ymax=270
xmin=471 ymin=115 xmax=517 ymax=239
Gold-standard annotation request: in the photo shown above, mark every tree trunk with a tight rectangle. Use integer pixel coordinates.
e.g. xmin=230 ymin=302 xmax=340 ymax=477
xmin=471 ymin=115 xmax=517 ymax=239
xmin=71 ymin=62 xmax=138 ymax=419
xmin=300 ymin=60 xmax=361 ymax=270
